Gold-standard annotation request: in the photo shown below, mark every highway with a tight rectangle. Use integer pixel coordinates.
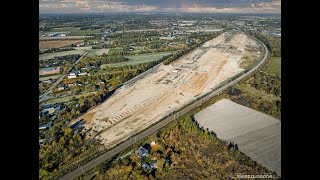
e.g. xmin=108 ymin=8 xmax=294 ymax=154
xmin=58 ymin=33 xmax=269 ymax=180
xmin=39 ymin=50 xmax=89 ymax=103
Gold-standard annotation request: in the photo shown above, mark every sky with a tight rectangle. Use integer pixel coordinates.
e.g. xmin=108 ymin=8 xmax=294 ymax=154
xmin=39 ymin=0 xmax=281 ymax=14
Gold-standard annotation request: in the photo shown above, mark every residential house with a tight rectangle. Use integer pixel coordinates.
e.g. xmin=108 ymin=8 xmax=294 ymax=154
xmin=142 ymin=163 xmax=151 ymax=170
xmin=39 ymin=121 xmax=52 ymax=130
xmin=55 ymin=105 xmax=64 ymax=114
xmin=68 ymin=75 xmax=77 ymax=79
xmin=135 ymin=146 xmax=148 ymax=158
xmin=55 ymin=84 xmax=65 ymax=92
xmin=42 ymin=104 xmax=55 ymax=111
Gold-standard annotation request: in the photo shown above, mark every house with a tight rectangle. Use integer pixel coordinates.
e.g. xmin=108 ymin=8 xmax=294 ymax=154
xmin=55 ymin=105 xmax=64 ymax=113
xmin=39 ymin=122 xmax=52 ymax=130
xmin=55 ymin=84 xmax=65 ymax=92
xmin=142 ymin=143 xmax=152 ymax=152
xmin=142 ymin=163 xmax=151 ymax=170
xmin=68 ymin=75 xmax=77 ymax=79
xmin=42 ymin=104 xmax=55 ymax=111
xmin=135 ymin=146 xmax=148 ymax=158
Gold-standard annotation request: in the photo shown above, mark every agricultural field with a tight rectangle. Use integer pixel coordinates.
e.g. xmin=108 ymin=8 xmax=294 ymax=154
xmin=42 ymin=91 xmax=98 ymax=105
xmin=39 ymin=75 xmax=62 ymax=81
xmin=185 ymin=28 xmax=224 ymax=33
xmin=86 ymin=49 xmax=110 ymax=57
xmin=107 ymin=48 xmax=123 ymax=55
xmin=49 ymin=27 xmax=101 ymax=36
xmin=39 ymin=40 xmax=83 ymax=49
xmin=101 ymin=52 xmax=173 ymax=68
xmin=194 ymin=99 xmax=281 ymax=176
xmin=39 ymin=49 xmax=85 ymax=61
xmin=265 ymin=57 xmax=281 ymax=78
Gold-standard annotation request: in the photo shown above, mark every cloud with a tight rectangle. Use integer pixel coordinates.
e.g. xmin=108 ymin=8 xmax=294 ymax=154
xmin=39 ymin=0 xmax=281 ymax=14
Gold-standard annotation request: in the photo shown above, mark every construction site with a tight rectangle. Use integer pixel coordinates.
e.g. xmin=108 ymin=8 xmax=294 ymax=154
xmin=76 ymin=31 xmax=263 ymax=149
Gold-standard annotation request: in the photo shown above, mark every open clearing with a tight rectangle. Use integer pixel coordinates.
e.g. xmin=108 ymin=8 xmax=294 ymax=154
xmin=48 ymin=27 xmax=101 ymax=36
xmin=86 ymin=49 xmax=110 ymax=57
xmin=39 ymin=40 xmax=83 ymax=49
xmin=265 ymin=57 xmax=281 ymax=77
xmin=107 ymin=48 xmax=123 ymax=55
xmin=194 ymin=99 xmax=281 ymax=176
xmin=101 ymin=52 xmax=173 ymax=68
xmin=39 ymin=36 xmax=91 ymax=41
xmin=75 ymin=32 xmax=263 ymax=152
xmin=39 ymin=49 xmax=85 ymax=61
xmin=42 ymin=91 xmax=98 ymax=105
xmin=39 ymin=75 xmax=62 ymax=81
xmin=184 ymin=28 xmax=224 ymax=33
xmin=95 ymin=49 xmax=110 ymax=56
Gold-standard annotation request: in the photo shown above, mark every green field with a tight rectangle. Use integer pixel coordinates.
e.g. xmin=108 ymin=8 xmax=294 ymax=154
xmin=265 ymin=57 xmax=281 ymax=78
xmin=49 ymin=27 xmax=101 ymax=36
xmin=42 ymin=91 xmax=98 ymax=105
xmin=101 ymin=52 xmax=173 ymax=68
xmin=86 ymin=49 xmax=99 ymax=57
xmin=107 ymin=48 xmax=123 ymax=55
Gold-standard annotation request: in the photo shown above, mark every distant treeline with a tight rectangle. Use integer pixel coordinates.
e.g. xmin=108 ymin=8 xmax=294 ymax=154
xmin=39 ymin=47 xmax=75 ymax=55
xmin=247 ymin=30 xmax=281 ymax=57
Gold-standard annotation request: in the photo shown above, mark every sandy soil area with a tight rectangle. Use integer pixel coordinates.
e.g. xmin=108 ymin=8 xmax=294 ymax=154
xmin=75 ymin=32 xmax=262 ymax=149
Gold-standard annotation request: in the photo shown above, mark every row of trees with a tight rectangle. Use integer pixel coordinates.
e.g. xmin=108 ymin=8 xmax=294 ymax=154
xmin=39 ymin=47 xmax=75 ymax=55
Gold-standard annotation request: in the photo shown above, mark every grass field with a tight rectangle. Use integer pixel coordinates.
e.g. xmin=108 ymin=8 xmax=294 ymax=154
xmin=39 ymin=40 xmax=83 ymax=49
xmin=265 ymin=57 xmax=281 ymax=78
xmin=86 ymin=49 xmax=111 ymax=57
xmin=49 ymin=27 xmax=101 ymax=36
xmin=101 ymin=52 xmax=173 ymax=68
xmin=107 ymin=48 xmax=123 ymax=55
xmin=39 ymin=49 xmax=85 ymax=61
xmin=39 ymin=75 xmax=62 ymax=81
xmin=85 ymin=49 xmax=99 ymax=57
xmin=42 ymin=91 xmax=98 ymax=105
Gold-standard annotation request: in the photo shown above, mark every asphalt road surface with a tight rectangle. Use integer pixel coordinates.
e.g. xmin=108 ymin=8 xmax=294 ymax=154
xmin=58 ymin=34 xmax=269 ymax=180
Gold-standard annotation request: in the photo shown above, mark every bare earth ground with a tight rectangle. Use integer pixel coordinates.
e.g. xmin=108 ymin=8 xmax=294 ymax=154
xmin=74 ymin=32 xmax=262 ymax=149
xmin=39 ymin=40 xmax=83 ymax=49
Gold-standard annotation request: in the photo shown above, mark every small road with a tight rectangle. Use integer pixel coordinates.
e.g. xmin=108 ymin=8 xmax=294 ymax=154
xmin=58 ymin=33 xmax=269 ymax=180
xmin=39 ymin=50 xmax=90 ymax=103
